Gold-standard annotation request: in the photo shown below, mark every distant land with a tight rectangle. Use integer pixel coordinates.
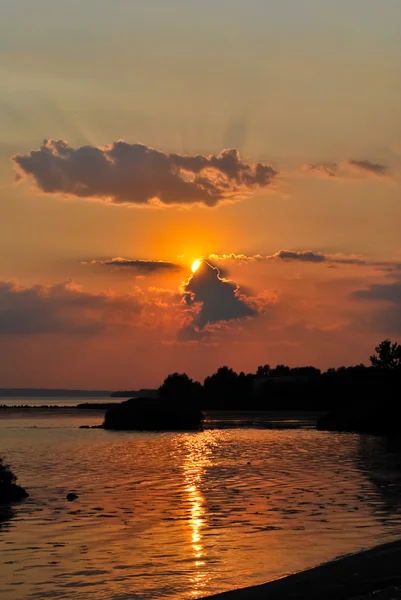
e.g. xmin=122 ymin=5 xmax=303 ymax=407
xmin=110 ymin=389 xmax=159 ymax=398
xmin=0 ymin=389 xmax=111 ymax=397
xmin=0 ymin=388 xmax=159 ymax=398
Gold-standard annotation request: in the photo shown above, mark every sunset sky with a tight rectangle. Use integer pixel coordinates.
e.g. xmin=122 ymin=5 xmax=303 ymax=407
xmin=1 ymin=0 xmax=401 ymax=389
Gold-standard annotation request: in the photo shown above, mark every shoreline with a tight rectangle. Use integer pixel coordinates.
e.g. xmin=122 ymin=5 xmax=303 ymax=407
xmin=203 ymin=539 xmax=401 ymax=599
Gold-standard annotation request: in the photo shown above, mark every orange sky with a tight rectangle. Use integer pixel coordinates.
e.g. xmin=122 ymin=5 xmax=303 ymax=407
xmin=1 ymin=1 xmax=401 ymax=388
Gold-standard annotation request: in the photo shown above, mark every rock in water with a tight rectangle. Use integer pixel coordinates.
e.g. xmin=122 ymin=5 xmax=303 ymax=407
xmin=0 ymin=459 xmax=29 ymax=506
xmin=66 ymin=493 xmax=79 ymax=501
xmin=102 ymin=397 xmax=203 ymax=432
xmin=0 ymin=483 xmax=29 ymax=503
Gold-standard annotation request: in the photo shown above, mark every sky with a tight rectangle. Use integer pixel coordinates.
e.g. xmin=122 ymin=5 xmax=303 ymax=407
xmin=1 ymin=0 xmax=401 ymax=389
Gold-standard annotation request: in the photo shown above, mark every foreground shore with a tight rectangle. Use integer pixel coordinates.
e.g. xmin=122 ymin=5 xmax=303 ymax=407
xmin=204 ymin=539 xmax=401 ymax=599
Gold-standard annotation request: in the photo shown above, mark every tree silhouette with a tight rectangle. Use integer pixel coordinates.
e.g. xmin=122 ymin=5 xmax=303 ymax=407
xmin=370 ymin=339 xmax=401 ymax=370
xmin=256 ymin=364 xmax=271 ymax=377
xmin=204 ymin=366 xmax=240 ymax=408
xmin=158 ymin=373 xmax=201 ymax=405
xmin=272 ymin=364 xmax=292 ymax=377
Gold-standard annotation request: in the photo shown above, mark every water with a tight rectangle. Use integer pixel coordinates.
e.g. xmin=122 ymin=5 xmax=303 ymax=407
xmin=1 ymin=408 xmax=401 ymax=600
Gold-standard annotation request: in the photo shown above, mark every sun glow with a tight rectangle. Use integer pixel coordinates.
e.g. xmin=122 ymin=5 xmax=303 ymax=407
xmin=191 ymin=260 xmax=202 ymax=273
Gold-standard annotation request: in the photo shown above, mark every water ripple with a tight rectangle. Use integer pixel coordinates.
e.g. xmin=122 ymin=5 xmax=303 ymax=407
xmin=1 ymin=420 xmax=401 ymax=599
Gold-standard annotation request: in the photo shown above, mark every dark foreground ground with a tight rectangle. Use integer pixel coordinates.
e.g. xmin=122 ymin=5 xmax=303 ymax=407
xmin=203 ymin=540 xmax=401 ymax=599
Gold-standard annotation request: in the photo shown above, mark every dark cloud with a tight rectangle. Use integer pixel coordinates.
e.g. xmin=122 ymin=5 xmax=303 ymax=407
xmin=0 ymin=281 xmax=142 ymax=335
xmin=273 ymin=250 xmax=326 ymax=263
xmin=12 ymin=140 xmax=277 ymax=207
xmin=347 ymin=160 xmax=388 ymax=176
xmin=353 ymin=278 xmax=401 ymax=335
xmin=353 ymin=279 xmax=401 ymax=304
xmin=303 ymin=159 xmax=389 ymax=179
xmin=82 ymin=257 xmax=182 ymax=272
xmin=182 ymin=261 xmax=256 ymax=330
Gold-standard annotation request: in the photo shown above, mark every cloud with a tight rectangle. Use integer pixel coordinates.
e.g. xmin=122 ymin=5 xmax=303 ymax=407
xmin=210 ymin=250 xmax=357 ymax=264
xmin=82 ymin=257 xmax=183 ymax=273
xmin=302 ymin=163 xmax=338 ymax=178
xmin=181 ymin=261 xmax=256 ymax=330
xmin=273 ymin=250 xmax=326 ymax=263
xmin=12 ymin=140 xmax=277 ymax=207
xmin=209 ymin=253 xmax=264 ymax=263
xmin=353 ymin=278 xmax=401 ymax=334
xmin=302 ymin=159 xmax=389 ymax=179
xmin=353 ymin=279 xmax=401 ymax=304
xmin=0 ymin=281 xmax=142 ymax=335
xmin=209 ymin=250 xmax=401 ymax=270
xmin=209 ymin=250 xmax=327 ymax=263
xmin=346 ymin=160 xmax=389 ymax=176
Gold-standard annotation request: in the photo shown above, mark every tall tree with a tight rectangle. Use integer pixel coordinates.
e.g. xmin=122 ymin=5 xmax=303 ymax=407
xmin=370 ymin=339 xmax=401 ymax=370
xmin=159 ymin=373 xmax=201 ymax=405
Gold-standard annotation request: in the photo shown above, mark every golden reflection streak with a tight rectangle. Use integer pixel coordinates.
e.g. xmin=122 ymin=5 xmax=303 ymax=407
xmin=182 ymin=435 xmax=213 ymax=597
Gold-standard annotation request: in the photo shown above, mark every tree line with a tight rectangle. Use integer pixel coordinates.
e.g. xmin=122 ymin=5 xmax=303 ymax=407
xmin=157 ymin=339 xmax=401 ymax=411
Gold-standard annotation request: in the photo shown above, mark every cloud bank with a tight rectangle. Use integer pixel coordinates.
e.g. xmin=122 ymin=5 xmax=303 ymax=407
xmin=0 ymin=281 xmax=142 ymax=335
xmin=13 ymin=140 xmax=277 ymax=207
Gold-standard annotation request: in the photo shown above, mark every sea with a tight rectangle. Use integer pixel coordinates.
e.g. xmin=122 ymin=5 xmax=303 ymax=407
xmin=1 ymin=397 xmax=401 ymax=599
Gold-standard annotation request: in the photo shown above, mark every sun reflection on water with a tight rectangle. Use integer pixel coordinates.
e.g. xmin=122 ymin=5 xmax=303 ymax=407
xmin=181 ymin=434 xmax=214 ymax=597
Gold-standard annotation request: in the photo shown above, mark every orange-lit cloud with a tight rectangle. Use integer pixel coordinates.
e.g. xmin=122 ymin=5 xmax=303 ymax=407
xmin=12 ymin=140 xmax=277 ymax=207
xmin=209 ymin=250 xmax=401 ymax=269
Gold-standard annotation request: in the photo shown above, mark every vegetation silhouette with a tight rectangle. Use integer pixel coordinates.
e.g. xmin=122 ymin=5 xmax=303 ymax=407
xmin=105 ymin=339 xmax=400 ymax=434
xmin=317 ymin=339 xmax=401 ymax=434
xmin=370 ymin=339 xmax=401 ymax=370
xmin=103 ymin=374 xmax=203 ymax=431
xmin=0 ymin=458 xmax=29 ymax=524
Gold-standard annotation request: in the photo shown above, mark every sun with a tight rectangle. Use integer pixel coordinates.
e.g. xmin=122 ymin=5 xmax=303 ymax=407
xmin=191 ymin=259 xmax=202 ymax=273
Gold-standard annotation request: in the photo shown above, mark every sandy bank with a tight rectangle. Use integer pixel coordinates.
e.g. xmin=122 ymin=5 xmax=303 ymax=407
xmin=203 ymin=539 xmax=401 ymax=599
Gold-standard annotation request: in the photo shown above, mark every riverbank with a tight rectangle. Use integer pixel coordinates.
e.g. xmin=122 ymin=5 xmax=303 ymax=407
xmin=203 ymin=539 xmax=401 ymax=599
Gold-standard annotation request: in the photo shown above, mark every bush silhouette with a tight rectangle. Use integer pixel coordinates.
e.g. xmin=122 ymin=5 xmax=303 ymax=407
xmin=0 ymin=458 xmax=29 ymax=504
xmin=0 ymin=459 xmax=17 ymax=486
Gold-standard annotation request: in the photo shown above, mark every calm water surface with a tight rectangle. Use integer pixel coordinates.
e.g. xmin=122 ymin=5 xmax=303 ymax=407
xmin=1 ymin=407 xmax=401 ymax=600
